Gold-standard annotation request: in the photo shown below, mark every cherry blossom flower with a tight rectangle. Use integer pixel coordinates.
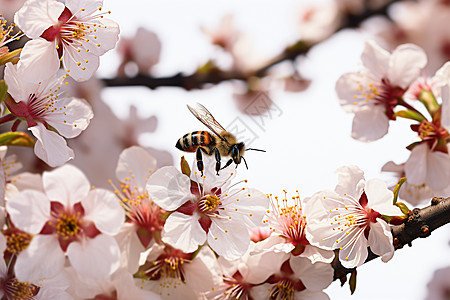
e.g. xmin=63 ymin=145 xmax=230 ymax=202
xmin=404 ymin=143 xmax=450 ymax=193
xmin=112 ymin=146 xmax=166 ymax=273
xmin=210 ymin=241 xmax=332 ymax=300
xmin=140 ymin=244 xmax=221 ymax=300
xmin=0 ymin=232 xmax=73 ymax=300
xmin=6 ymin=164 xmax=124 ymax=282
xmin=249 ymin=256 xmax=332 ymax=300
xmin=261 ymin=191 xmax=334 ymax=264
xmin=335 ymin=40 xmax=427 ymax=141
xmin=146 ymin=156 xmax=268 ymax=260
xmin=67 ymin=267 xmax=159 ymax=300
xmin=205 ymin=241 xmax=283 ymax=300
xmin=387 ymin=0 xmax=450 ymax=73
xmin=14 ymin=0 xmax=119 ymax=82
xmin=381 ymin=161 xmax=442 ymax=206
xmin=303 ymin=165 xmax=402 ymax=268
xmin=117 ymin=27 xmax=161 ymax=76
xmin=3 ymin=62 xmax=93 ymax=167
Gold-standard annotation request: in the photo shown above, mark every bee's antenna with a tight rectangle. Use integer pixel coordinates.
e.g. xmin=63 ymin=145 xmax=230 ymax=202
xmin=241 ymin=156 xmax=249 ymax=169
xmin=246 ymin=148 xmax=266 ymax=152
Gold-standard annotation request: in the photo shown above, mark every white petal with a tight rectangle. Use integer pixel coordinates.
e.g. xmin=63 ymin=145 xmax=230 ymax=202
xmin=388 ymin=43 xmax=427 ymax=89
xmin=46 ymin=97 xmax=94 ymax=138
xmin=351 ymin=106 xmax=389 ymax=142
xmin=67 ymin=234 xmax=121 ymax=279
xmin=6 ymin=190 xmax=50 ymax=234
xmin=65 ymin=0 xmax=103 ymax=18
xmin=62 ymin=48 xmax=99 ymax=82
xmin=114 ymin=223 xmax=145 ymax=273
xmin=183 ymin=247 xmax=221 ymax=293
xmin=116 ymin=146 xmax=157 ymax=192
xmin=295 ymin=290 xmax=330 ymax=300
xmin=14 ymin=0 xmax=64 ymax=38
xmin=249 ymin=283 xmax=272 ymax=299
xmin=93 ymin=18 xmax=120 ymax=55
xmin=146 ymin=166 xmax=193 ymax=211
xmin=334 ymin=165 xmax=365 ymax=199
xmin=246 ymin=242 xmax=290 ymax=284
xmin=365 ymin=179 xmax=401 ymax=216
xmin=162 ymin=212 xmax=205 ymax=253
xmin=221 ymin=187 xmax=268 ymax=227
xmin=339 ymin=230 xmax=368 ymax=268
xmin=29 ymin=123 xmax=74 ymax=167
xmin=301 ymin=245 xmax=335 ymax=264
xmin=43 ymin=164 xmax=89 ymax=206
xmin=289 ymin=256 xmax=333 ymax=291
xmin=207 ymin=218 xmax=250 ymax=260
xmin=335 ymin=72 xmax=369 ymax=112
xmin=82 ymin=188 xmax=124 ymax=235
xmin=368 ymin=220 xmax=394 ymax=262
xmin=34 ymin=271 xmax=73 ymax=300
xmin=361 ymin=40 xmax=390 ymax=79
xmin=425 ymin=150 xmax=450 ymax=191
xmin=15 ymin=235 xmax=65 ymax=282
xmin=434 ymin=62 xmax=450 ymax=130
xmin=10 ymin=172 xmax=44 ymax=192
xmin=404 ymin=143 xmax=428 ymax=186
xmin=3 ymin=63 xmax=37 ymax=103
xmin=17 ymin=39 xmax=60 ymax=83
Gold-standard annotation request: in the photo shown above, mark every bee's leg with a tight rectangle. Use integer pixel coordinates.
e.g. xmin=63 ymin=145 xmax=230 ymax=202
xmin=211 ymin=148 xmax=221 ymax=175
xmin=221 ymin=158 xmax=233 ymax=171
xmin=196 ymin=147 xmax=208 ymax=176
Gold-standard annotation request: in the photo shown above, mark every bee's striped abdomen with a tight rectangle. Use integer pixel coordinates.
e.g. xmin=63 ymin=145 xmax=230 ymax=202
xmin=175 ymin=131 xmax=213 ymax=152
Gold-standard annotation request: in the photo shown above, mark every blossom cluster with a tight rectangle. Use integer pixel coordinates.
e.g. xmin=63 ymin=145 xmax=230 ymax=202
xmin=335 ymin=39 xmax=450 ymax=206
xmin=0 ymin=144 xmax=405 ymax=299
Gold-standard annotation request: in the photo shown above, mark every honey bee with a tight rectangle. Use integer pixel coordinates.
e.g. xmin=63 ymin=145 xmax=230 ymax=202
xmin=176 ymin=103 xmax=265 ymax=175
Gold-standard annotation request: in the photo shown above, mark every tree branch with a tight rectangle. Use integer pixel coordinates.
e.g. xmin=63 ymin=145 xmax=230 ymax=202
xmin=102 ymin=0 xmax=405 ymax=90
xmin=332 ymin=196 xmax=450 ymax=282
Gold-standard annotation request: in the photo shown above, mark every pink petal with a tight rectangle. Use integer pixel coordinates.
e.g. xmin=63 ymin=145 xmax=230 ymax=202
xmin=3 ymin=63 xmax=37 ymax=103
xmin=67 ymin=234 xmax=121 ymax=279
xmin=65 ymin=0 xmax=103 ymax=19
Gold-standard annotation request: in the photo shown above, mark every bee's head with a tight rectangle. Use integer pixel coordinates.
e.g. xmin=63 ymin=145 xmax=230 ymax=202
xmin=231 ymin=142 xmax=246 ymax=165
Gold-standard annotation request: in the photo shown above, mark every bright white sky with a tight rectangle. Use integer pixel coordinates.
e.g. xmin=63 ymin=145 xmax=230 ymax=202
xmin=97 ymin=1 xmax=450 ymax=299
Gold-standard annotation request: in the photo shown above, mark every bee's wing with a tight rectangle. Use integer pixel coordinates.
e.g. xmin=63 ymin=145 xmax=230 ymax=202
xmin=187 ymin=103 xmax=227 ymax=141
